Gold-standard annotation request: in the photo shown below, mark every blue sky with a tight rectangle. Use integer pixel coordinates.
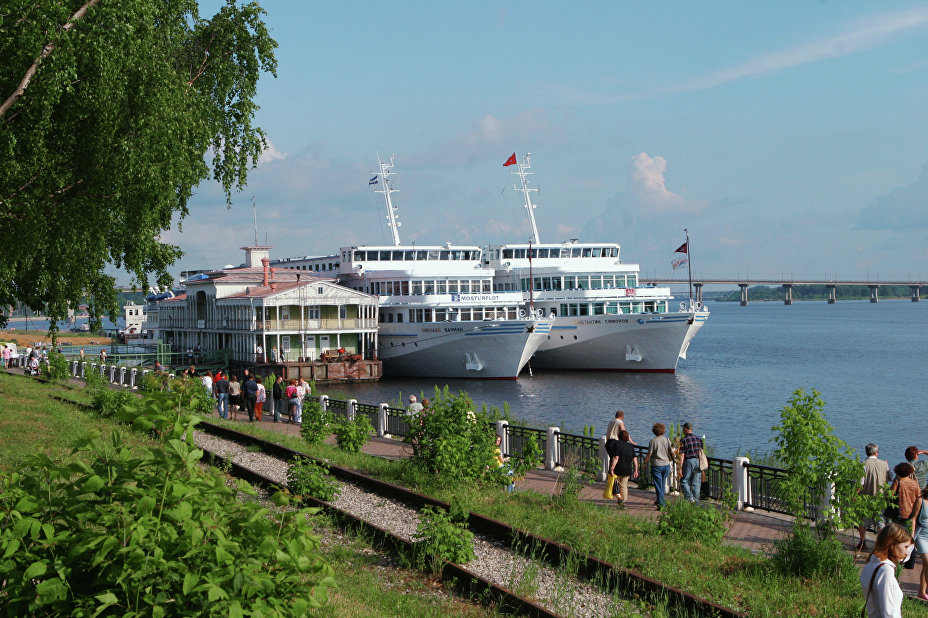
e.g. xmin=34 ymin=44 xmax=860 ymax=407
xmin=160 ymin=1 xmax=928 ymax=283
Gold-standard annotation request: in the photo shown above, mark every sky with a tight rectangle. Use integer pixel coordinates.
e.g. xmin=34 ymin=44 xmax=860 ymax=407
xmin=156 ymin=1 xmax=928 ymax=284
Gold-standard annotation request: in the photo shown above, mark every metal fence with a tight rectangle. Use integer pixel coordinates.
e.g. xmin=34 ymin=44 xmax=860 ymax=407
xmin=744 ymin=462 xmax=820 ymax=519
xmin=555 ymin=431 xmax=599 ymax=469
xmin=506 ymin=425 xmax=547 ymax=459
xmin=703 ymin=456 xmax=734 ymax=501
xmin=356 ymin=402 xmax=379 ymax=427
xmin=327 ymin=398 xmax=350 ymax=421
xmin=385 ymin=406 xmax=411 ymax=437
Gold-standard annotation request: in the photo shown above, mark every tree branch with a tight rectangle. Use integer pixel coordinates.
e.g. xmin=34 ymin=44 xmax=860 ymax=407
xmin=187 ymin=31 xmax=217 ymax=88
xmin=0 ymin=0 xmax=101 ymax=119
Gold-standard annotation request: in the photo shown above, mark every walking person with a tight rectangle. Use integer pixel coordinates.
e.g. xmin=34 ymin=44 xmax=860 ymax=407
xmin=678 ymin=422 xmax=703 ymax=503
xmin=605 ymin=411 xmax=624 ymax=479
xmin=643 ymin=422 xmax=675 ymax=511
xmin=202 ymin=370 xmax=213 ymax=398
xmin=407 ymin=395 xmax=423 ymax=416
xmin=255 ymin=378 xmax=266 ymax=422
xmin=906 ymin=446 xmax=928 ymax=489
xmin=294 ymin=378 xmax=307 ymax=424
xmin=858 ymin=443 xmax=893 ymax=552
xmin=891 ymin=462 xmax=920 ymax=533
xmin=911 ymin=487 xmax=928 ymax=601
xmin=610 ymin=430 xmax=639 ymax=509
xmin=286 ymin=379 xmax=299 ymax=424
xmin=228 ymin=375 xmax=241 ymax=420
xmin=242 ymin=373 xmax=258 ymax=422
xmin=272 ymin=375 xmax=285 ymax=422
xmin=214 ymin=371 xmax=230 ymax=420
xmin=860 ymin=522 xmax=914 ymax=617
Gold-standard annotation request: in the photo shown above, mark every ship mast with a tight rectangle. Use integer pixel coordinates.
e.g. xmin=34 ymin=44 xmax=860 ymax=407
xmin=372 ymin=154 xmax=402 ymax=246
xmin=512 ymin=153 xmax=541 ymax=244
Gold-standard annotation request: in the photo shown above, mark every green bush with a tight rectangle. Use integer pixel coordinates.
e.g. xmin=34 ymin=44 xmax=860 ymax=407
xmin=656 ymin=499 xmax=731 ymax=545
xmin=405 ymin=388 xmax=496 ymax=485
xmin=414 ymin=504 xmax=475 ymax=565
xmin=0 ymin=394 xmax=334 ymax=616
xmin=45 ymin=349 xmax=71 ymax=382
xmin=770 ymin=522 xmax=856 ymax=581
xmin=137 ymin=370 xmax=165 ymax=393
xmin=508 ymin=434 xmax=543 ymax=480
xmin=332 ymin=415 xmax=373 ymax=453
xmin=287 ymin=456 xmax=340 ymax=502
xmin=171 ymin=375 xmax=214 ymax=416
xmin=300 ymin=400 xmax=331 ymax=444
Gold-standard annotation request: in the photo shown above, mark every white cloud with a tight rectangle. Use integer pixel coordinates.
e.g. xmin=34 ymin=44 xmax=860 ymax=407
xmin=667 ymin=6 xmax=928 ymax=94
xmin=257 ymin=138 xmax=288 ymax=165
xmin=627 ymin=153 xmax=704 ymax=214
xmin=855 ymin=162 xmax=928 ymax=230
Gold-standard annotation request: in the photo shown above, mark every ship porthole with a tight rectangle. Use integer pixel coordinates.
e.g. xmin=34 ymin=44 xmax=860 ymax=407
xmin=573 ymin=335 xmax=578 ymax=340
xmin=560 ymin=335 xmax=564 ymax=339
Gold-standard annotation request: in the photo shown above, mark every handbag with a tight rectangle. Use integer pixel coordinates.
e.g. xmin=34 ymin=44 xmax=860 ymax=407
xmin=698 ymin=448 xmax=709 ymax=472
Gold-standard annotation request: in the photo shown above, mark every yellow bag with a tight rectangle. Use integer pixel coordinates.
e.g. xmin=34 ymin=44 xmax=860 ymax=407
xmin=603 ymin=473 xmax=616 ymax=500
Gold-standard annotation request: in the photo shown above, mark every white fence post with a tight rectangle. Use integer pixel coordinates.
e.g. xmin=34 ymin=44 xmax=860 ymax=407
xmin=598 ymin=436 xmax=609 ymax=482
xmin=377 ymin=403 xmax=388 ymax=437
xmin=347 ymin=398 xmax=357 ymax=422
xmin=818 ymin=481 xmax=836 ymax=525
xmin=546 ymin=427 xmax=560 ymax=471
xmin=118 ymin=367 xmax=127 ymax=386
xmin=733 ymin=456 xmax=751 ymax=511
xmin=80 ymin=362 xmax=87 ymax=378
xmin=496 ymin=420 xmax=509 ymax=455
xmin=130 ymin=368 xmax=138 ymax=388
xmin=319 ymin=394 xmax=329 ymax=413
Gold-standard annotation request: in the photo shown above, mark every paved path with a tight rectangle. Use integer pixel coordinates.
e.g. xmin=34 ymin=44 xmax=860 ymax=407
xmin=212 ymin=406 xmax=923 ymax=598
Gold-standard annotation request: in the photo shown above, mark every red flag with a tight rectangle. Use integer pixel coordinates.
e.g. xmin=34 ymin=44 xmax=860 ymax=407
xmin=674 ymin=242 xmax=688 ymax=254
xmin=503 ymin=153 xmax=517 ymax=167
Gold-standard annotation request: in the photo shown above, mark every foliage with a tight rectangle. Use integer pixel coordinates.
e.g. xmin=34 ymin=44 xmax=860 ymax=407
xmin=0 ymin=392 xmax=333 ymax=616
xmin=405 ymin=387 xmax=497 ymax=485
xmin=44 ymin=348 xmax=71 ymax=382
xmin=553 ymin=453 xmax=590 ymax=503
xmin=171 ymin=375 xmax=214 ymax=416
xmin=332 ymin=415 xmax=373 ymax=453
xmin=508 ymin=433 xmax=543 ymax=480
xmin=656 ymin=500 xmax=731 ymax=545
xmin=287 ymin=456 xmax=340 ymax=502
xmin=413 ymin=504 xmax=476 ymax=566
xmin=771 ymin=389 xmax=885 ymax=533
xmin=300 ymin=399 xmax=331 ymax=445
xmin=137 ymin=370 xmax=166 ymax=393
xmin=90 ymin=384 xmax=135 ymax=420
xmin=770 ymin=522 xmax=856 ymax=581
xmin=0 ymin=1 xmax=277 ymax=329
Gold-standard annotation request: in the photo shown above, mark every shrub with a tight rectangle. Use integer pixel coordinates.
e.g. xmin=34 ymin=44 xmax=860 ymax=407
xmin=414 ymin=504 xmax=475 ymax=565
xmin=508 ymin=433 xmax=543 ymax=480
xmin=171 ymin=375 xmax=214 ymax=416
xmin=0 ymin=396 xmax=334 ymax=616
xmin=287 ymin=456 xmax=340 ymax=502
xmin=770 ymin=522 xmax=856 ymax=581
xmin=332 ymin=415 xmax=373 ymax=453
xmin=406 ymin=387 xmax=497 ymax=485
xmin=656 ymin=499 xmax=731 ymax=545
xmin=553 ymin=453 xmax=588 ymax=503
xmin=300 ymin=399 xmax=331 ymax=444
xmin=45 ymin=349 xmax=70 ymax=382
xmin=137 ymin=370 xmax=166 ymax=393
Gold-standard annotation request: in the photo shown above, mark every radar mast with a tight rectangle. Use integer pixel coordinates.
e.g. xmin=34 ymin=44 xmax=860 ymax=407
xmin=371 ymin=154 xmax=402 ymax=246
xmin=512 ymin=153 xmax=540 ymax=244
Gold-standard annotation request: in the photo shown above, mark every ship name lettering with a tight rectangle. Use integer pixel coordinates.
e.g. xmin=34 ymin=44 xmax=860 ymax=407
xmin=444 ymin=327 xmax=463 ymax=332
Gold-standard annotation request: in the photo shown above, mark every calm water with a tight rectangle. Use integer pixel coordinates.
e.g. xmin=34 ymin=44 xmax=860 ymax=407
xmin=328 ymin=299 xmax=927 ymax=460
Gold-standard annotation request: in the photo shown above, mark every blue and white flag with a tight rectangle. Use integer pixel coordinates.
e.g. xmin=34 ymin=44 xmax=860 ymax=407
xmin=369 ymin=175 xmax=379 ymax=185
xmin=672 ymin=256 xmax=688 ymax=270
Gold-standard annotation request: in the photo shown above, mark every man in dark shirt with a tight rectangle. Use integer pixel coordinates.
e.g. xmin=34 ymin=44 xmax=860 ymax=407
xmin=243 ymin=374 xmax=258 ymax=422
xmin=611 ymin=430 xmax=638 ymax=509
xmin=214 ymin=372 xmax=230 ymax=419
xmin=272 ymin=375 xmax=285 ymax=423
xmin=678 ymin=422 xmax=704 ymax=503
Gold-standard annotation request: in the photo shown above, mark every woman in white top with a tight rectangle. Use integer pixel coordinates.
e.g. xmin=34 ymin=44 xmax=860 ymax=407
xmin=860 ymin=521 xmax=914 ymax=618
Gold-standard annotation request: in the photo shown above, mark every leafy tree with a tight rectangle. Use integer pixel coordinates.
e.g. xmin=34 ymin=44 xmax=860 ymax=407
xmin=0 ymin=1 xmax=277 ymax=329
xmin=771 ymin=389 xmax=885 ymax=534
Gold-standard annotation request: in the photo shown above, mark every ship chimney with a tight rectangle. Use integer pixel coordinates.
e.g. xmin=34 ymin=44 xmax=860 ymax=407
xmin=270 ymin=282 xmax=277 ymax=292
xmin=261 ymin=258 xmax=269 ymax=287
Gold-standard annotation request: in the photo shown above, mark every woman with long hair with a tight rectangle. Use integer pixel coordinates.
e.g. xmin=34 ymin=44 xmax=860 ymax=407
xmin=860 ymin=522 xmax=914 ymax=616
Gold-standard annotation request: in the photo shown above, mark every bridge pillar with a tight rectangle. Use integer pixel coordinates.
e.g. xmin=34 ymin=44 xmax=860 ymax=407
xmin=739 ymin=283 xmax=749 ymax=306
xmin=912 ymin=286 xmax=921 ymax=302
xmin=869 ymin=285 xmax=880 ymax=303
xmin=783 ymin=284 xmax=793 ymax=305
xmin=693 ymin=283 xmax=703 ymax=307
xmin=826 ymin=284 xmax=836 ymax=304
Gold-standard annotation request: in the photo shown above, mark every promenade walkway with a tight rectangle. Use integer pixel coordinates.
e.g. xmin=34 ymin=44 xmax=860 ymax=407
xmin=212 ymin=408 xmax=923 ymax=598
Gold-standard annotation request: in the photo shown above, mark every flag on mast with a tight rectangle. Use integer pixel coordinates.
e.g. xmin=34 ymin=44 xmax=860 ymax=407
xmin=672 ymin=241 xmax=688 ymax=270
xmin=503 ymin=153 xmax=517 ymax=167
xmin=369 ymin=175 xmax=379 ymax=185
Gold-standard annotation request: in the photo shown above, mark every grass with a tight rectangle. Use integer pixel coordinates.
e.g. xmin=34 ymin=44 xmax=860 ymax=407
xmin=206 ymin=416 xmax=928 ymax=617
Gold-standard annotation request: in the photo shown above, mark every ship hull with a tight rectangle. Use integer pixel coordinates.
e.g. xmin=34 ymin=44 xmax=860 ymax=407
xmin=378 ymin=319 xmax=552 ymax=379
xmin=530 ymin=310 xmax=708 ymax=372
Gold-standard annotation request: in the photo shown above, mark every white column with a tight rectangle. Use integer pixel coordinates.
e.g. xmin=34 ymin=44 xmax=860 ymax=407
xmin=496 ymin=420 xmax=509 ymax=455
xmin=733 ymin=456 xmax=751 ymax=511
xmin=347 ymin=399 xmax=357 ymax=422
xmin=598 ymin=435 xmax=609 ymax=482
xmin=377 ymin=403 xmax=388 ymax=437
xmin=545 ymin=427 xmax=560 ymax=471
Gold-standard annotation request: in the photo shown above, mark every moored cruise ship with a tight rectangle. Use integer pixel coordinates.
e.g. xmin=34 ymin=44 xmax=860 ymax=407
xmin=270 ymin=156 xmax=551 ymax=379
xmin=486 ymin=153 xmax=708 ymax=372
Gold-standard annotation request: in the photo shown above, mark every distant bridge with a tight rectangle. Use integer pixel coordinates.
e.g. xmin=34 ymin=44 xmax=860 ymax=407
xmin=638 ymin=278 xmax=928 ymax=306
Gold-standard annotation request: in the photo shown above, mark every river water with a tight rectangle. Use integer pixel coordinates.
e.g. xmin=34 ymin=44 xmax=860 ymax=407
xmin=328 ymin=299 xmax=927 ymax=461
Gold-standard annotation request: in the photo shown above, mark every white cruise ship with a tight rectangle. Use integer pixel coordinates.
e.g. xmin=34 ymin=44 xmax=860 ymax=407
xmin=485 ymin=154 xmax=708 ymax=372
xmin=271 ymin=156 xmax=551 ymax=379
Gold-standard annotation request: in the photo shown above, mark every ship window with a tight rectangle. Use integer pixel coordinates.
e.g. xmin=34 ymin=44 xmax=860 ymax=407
xmin=503 ymin=249 xmax=513 ymax=259
xmin=459 ymin=280 xmax=469 ymax=293
xmin=404 ymin=250 xmax=414 ymax=260
xmin=507 ymin=307 xmax=517 ymax=319
xmin=558 ymin=248 xmax=568 ymax=258
xmin=412 ymin=281 xmax=423 ymax=295
xmin=577 ymin=276 xmax=589 ymax=289
xmin=424 ymin=281 xmax=435 ymax=294
xmin=392 ymin=251 xmax=403 ymax=260
xmin=482 ymin=280 xmax=491 ymax=292
xmin=435 ymin=309 xmax=447 ymax=321
xmin=615 ymin=274 xmax=626 ymax=287
xmin=366 ymin=251 xmax=378 ymax=261
xmin=578 ymin=303 xmax=589 ymax=316
xmin=628 ymin=275 xmax=637 ymax=287
xmin=460 ymin=308 xmax=471 ymax=321
xmin=552 ymin=277 xmax=562 ymax=291
xmin=592 ymin=248 xmax=601 ymax=257
xmin=564 ymin=276 xmax=576 ymax=289
xmin=396 ymin=312 xmax=403 ymax=322
xmin=592 ymin=303 xmax=605 ymax=315
xmin=560 ymin=303 xmax=568 ymax=316
xmin=439 ymin=250 xmax=450 ymax=260
xmin=448 ymin=280 xmax=458 ymax=294
xmin=401 ymin=281 xmax=409 ymax=295
xmin=427 ymin=250 xmax=439 ymax=260
xmin=375 ymin=251 xmax=387 ymax=260
xmin=606 ymin=302 xmax=619 ymax=315
xmin=415 ymin=250 xmax=426 ymax=260
xmin=514 ymin=249 xmax=525 ymax=258
xmin=541 ymin=277 xmax=551 ymax=290
xmin=537 ymin=248 xmax=549 ymax=258
xmin=567 ymin=303 xmax=579 ymax=316
xmin=591 ymin=276 xmax=603 ymax=290
xmin=582 ymin=248 xmax=592 ymax=257
xmin=437 ymin=280 xmax=447 ymax=294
